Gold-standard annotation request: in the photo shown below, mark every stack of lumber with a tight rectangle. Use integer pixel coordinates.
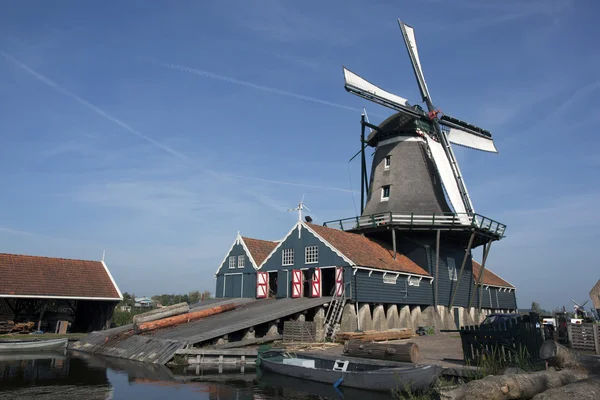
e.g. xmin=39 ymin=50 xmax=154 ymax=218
xmin=11 ymin=321 xmax=35 ymax=333
xmin=136 ymin=303 xmax=236 ymax=334
xmin=336 ymin=328 xmax=413 ymax=342
xmin=343 ymin=340 xmax=420 ymax=363
xmin=0 ymin=320 xmax=15 ymax=333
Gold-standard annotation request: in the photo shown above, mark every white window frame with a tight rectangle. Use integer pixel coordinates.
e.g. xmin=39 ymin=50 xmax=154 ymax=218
xmin=384 ymin=155 xmax=391 ymax=170
xmin=282 ymin=248 xmax=294 ymax=266
xmin=228 ymin=256 xmax=236 ymax=269
xmin=383 ymin=273 xmax=398 ymax=284
xmin=305 ymin=245 xmax=318 ymax=264
xmin=447 ymin=257 xmax=458 ymax=281
xmin=237 ymin=255 xmax=245 ymax=268
xmin=408 ymin=276 xmax=421 ymax=286
xmin=381 ymin=185 xmax=390 ymax=202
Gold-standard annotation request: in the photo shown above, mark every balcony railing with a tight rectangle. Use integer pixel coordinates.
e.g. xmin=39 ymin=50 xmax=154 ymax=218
xmin=323 ymin=212 xmax=506 ymax=237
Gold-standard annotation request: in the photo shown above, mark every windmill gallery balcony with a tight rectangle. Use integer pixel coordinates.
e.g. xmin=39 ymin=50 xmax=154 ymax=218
xmin=323 ymin=212 xmax=506 ymax=241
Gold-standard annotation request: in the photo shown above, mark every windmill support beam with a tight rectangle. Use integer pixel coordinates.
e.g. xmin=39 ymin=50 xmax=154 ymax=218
xmin=392 ymin=228 xmax=397 ymax=259
xmin=468 ymin=239 xmax=493 ymax=309
xmin=360 ymin=114 xmax=367 ymax=214
xmin=434 ymin=230 xmax=440 ymax=308
xmin=362 ymin=121 xmax=384 ymax=133
xmin=449 ymin=232 xmax=475 ymax=309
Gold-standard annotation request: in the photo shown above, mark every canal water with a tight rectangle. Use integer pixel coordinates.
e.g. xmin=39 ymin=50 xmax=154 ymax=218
xmin=0 ymin=351 xmax=395 ymax=400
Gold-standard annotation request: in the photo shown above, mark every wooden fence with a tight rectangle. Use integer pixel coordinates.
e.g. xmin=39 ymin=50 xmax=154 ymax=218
xmin=568 ymin=323 xmax=600 ymax=355
xmin=458 ymin=316 xmax=544 ymax=364
xmin=283 ymin=321 xmax=316 ymax=343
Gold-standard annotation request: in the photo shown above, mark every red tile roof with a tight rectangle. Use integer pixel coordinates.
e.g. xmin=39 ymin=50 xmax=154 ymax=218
xmin=307 ymin=224 xmax=430 ymax=276
xmin=241 ymin=237 xmax=278 ymax=267
xmin=472 ymin=260 xmax=514 ymax=288
xmin=0 ymin=253 xmax=121 ymax=299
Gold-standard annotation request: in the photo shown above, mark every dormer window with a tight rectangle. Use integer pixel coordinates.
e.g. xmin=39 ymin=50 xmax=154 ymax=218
xmin=381 ymin=185 xmax=390 ymax=201
xmin=384 ymin=155 xmax=391 ymax=170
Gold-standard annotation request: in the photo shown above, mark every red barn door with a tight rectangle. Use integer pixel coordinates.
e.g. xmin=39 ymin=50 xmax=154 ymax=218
xmin=335 ymin=267 xmax=344 ymax=297
xmin=311 ymin=268 xmax=321 ymax=297
xmin=291 ymin=269 xmax=302 ymax=298
xmin=256 ymin=272 xmax=268 ymax=299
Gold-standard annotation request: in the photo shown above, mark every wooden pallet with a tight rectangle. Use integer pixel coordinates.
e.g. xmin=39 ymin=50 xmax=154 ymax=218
xmin=283 ymin=321 xmax=316 ymax=343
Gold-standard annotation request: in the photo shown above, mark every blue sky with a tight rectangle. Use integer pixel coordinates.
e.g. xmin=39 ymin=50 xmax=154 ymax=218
xmin=1 ymin=0 xmax=598 ymax=310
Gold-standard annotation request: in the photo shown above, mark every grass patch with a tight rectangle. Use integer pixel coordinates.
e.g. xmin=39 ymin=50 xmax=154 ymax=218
xmin=0 ymin=333 xmax=87 ymax=340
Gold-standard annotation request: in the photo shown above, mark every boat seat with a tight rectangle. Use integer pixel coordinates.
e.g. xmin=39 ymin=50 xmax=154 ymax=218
xmin=332 ymin=360 xmax=349 ymax=372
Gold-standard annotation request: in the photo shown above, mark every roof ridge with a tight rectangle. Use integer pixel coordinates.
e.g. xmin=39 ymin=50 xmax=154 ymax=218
xmin=241 ymin=236 xmax=278 ymax=244
xmin=0 ymin=252 xmax=101 ymax=263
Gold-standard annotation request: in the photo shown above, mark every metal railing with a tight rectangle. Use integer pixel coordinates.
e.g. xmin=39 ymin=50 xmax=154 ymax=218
xmin=323 ymin=212 xmax=506 ymax=237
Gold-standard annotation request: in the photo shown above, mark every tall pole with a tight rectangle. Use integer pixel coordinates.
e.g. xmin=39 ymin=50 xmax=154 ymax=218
xmin=434 ymin=230 xmax=440 ymax=308
xmin=360 ymin=114 xmax=366 ymax=215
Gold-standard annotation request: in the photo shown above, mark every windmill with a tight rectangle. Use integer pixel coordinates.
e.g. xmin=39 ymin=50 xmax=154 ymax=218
xmin=572 ymin=299 xmax=590 ymax=319
xmin=343 ymin=19 xmax=498 ymax=219
xmin=288 ymin=194 xmax=311 ymax=222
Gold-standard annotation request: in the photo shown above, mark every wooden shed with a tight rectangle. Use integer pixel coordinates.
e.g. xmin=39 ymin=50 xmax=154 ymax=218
xmin=0 ymin=253 xmax=122 ymax=333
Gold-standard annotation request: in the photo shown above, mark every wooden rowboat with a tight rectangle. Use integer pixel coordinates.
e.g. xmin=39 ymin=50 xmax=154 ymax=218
xmin=0 ymin=338 xmax=68 ymax=352
xmin=257 ymin=350 xmax=441 ymax=392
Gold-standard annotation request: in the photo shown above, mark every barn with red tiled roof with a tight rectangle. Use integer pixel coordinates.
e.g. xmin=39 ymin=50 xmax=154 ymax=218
xmin=0 ymin=253 xmax=122 ymax=333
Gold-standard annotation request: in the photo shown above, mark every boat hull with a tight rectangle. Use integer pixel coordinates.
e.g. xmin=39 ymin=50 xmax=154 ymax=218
xmin=259 ymin=351 xmax=441 ymax=392
xmin=0 ymin=338 xmax=68 ymax=352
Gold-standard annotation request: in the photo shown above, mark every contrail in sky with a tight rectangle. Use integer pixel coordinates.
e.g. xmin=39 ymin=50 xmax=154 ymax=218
xmin=1 ymin=51 xmax=188 ymax=160
xmin=225 ymin=173 xmax=356 ymax=194
xmin=145 ymin=58 xmax=362 ymax=113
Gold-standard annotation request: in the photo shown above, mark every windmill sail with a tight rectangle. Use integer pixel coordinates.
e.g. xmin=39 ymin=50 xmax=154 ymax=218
xmin=343 ymin=68 xmax=421 ymax=118
xmin=426 ymin=137 xmax=471 ymax=221
xmin=398 ymin=20 xmax=431 ymax=103
xmin=440 ymin=115 xmax=497 ymax=153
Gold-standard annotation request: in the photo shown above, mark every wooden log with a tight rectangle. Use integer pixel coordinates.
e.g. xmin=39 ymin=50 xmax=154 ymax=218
xmin=136 ymin=303 xmax=235 ymax=333
xmin=540 ymin=340 xmax=580 ymax=369
xmin=214 ymin=335 xmax=283 ymax=349
xmin=343 ymin=340 xmax=419 ymax=363
xmin=531 ymin=377 xmax=600 ymax=400
xmin=133 ymin=302 xmax=189 ymax=325
xmin=438 ymin=368 xmax=589 ymax=400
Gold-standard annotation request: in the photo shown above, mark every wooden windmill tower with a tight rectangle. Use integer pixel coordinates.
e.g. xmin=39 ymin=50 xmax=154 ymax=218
xmin=325 ymin=19 xmax=507 ymax=310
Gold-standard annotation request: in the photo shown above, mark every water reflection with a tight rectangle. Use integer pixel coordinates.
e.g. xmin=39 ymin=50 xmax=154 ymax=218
xmin=0 ymin=351 xmax=393 ymax=400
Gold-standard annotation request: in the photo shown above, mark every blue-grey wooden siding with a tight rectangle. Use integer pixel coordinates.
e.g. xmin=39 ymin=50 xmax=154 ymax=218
xmin=497 ymin=289 xmax=517 ymax=309
xmin=426 ymin=245 xmax=475 ymax=308
xmin=215 ymin=241 xmax=259 ymax=298
xmin=260 ymin=226 xmax=349 ymax=272
xmin=351 ymin=269 xmax=433 ymax=304
xmin=215 ymin=275 xmax=224 ymax=298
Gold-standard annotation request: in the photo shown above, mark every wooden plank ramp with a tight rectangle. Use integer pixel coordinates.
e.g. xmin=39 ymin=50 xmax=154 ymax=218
xmin=73 ymin=297 xmax=330 ymax=365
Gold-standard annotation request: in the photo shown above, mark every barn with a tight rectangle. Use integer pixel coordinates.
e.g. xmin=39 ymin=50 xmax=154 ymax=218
xmin=0 ymin=253 xmax=122 ymax=333
xmin=215 ymin=220 xmax=517 ymax=329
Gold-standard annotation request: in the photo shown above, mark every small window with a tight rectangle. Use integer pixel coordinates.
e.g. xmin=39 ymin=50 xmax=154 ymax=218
xmin=305 ymin=245 xmax=318 ymax=264
xmin=408 ymin=276 xmax=420 ymax=286
xmin=238 ymin=255 xmax=245 ymax=268
xmin=447 ymin=257 xmax=458 ymax=281
xmin=228 ymin=256 xmax=236 ymax=269
xmin=282 ymin=248 xmax=294 ymax=266
xmin=384 ymin=155 xmax=391 ymax=170
xmin=381 ymin=185 xmax=390 ymax=201
xmin=383 ymin=274 xmax=398 ymax=284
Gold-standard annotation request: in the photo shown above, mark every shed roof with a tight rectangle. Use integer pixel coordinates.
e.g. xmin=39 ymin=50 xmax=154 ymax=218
xmin=472 ymin=260 xmax=514 ymax=289
xmin=307 ymin=223 xmax=430 ymax=276
xmin=0 ymin=253 xmax=122 ymax=300
xmin=241 ymin=237 xmax=278 ymax=267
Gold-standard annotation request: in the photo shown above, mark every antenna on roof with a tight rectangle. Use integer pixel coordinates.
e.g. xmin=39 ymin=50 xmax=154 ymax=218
xmin=102 ymin=250 xmax=106 ymax=262
xmin=288 ymin=193 xmax=311 ymax=222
